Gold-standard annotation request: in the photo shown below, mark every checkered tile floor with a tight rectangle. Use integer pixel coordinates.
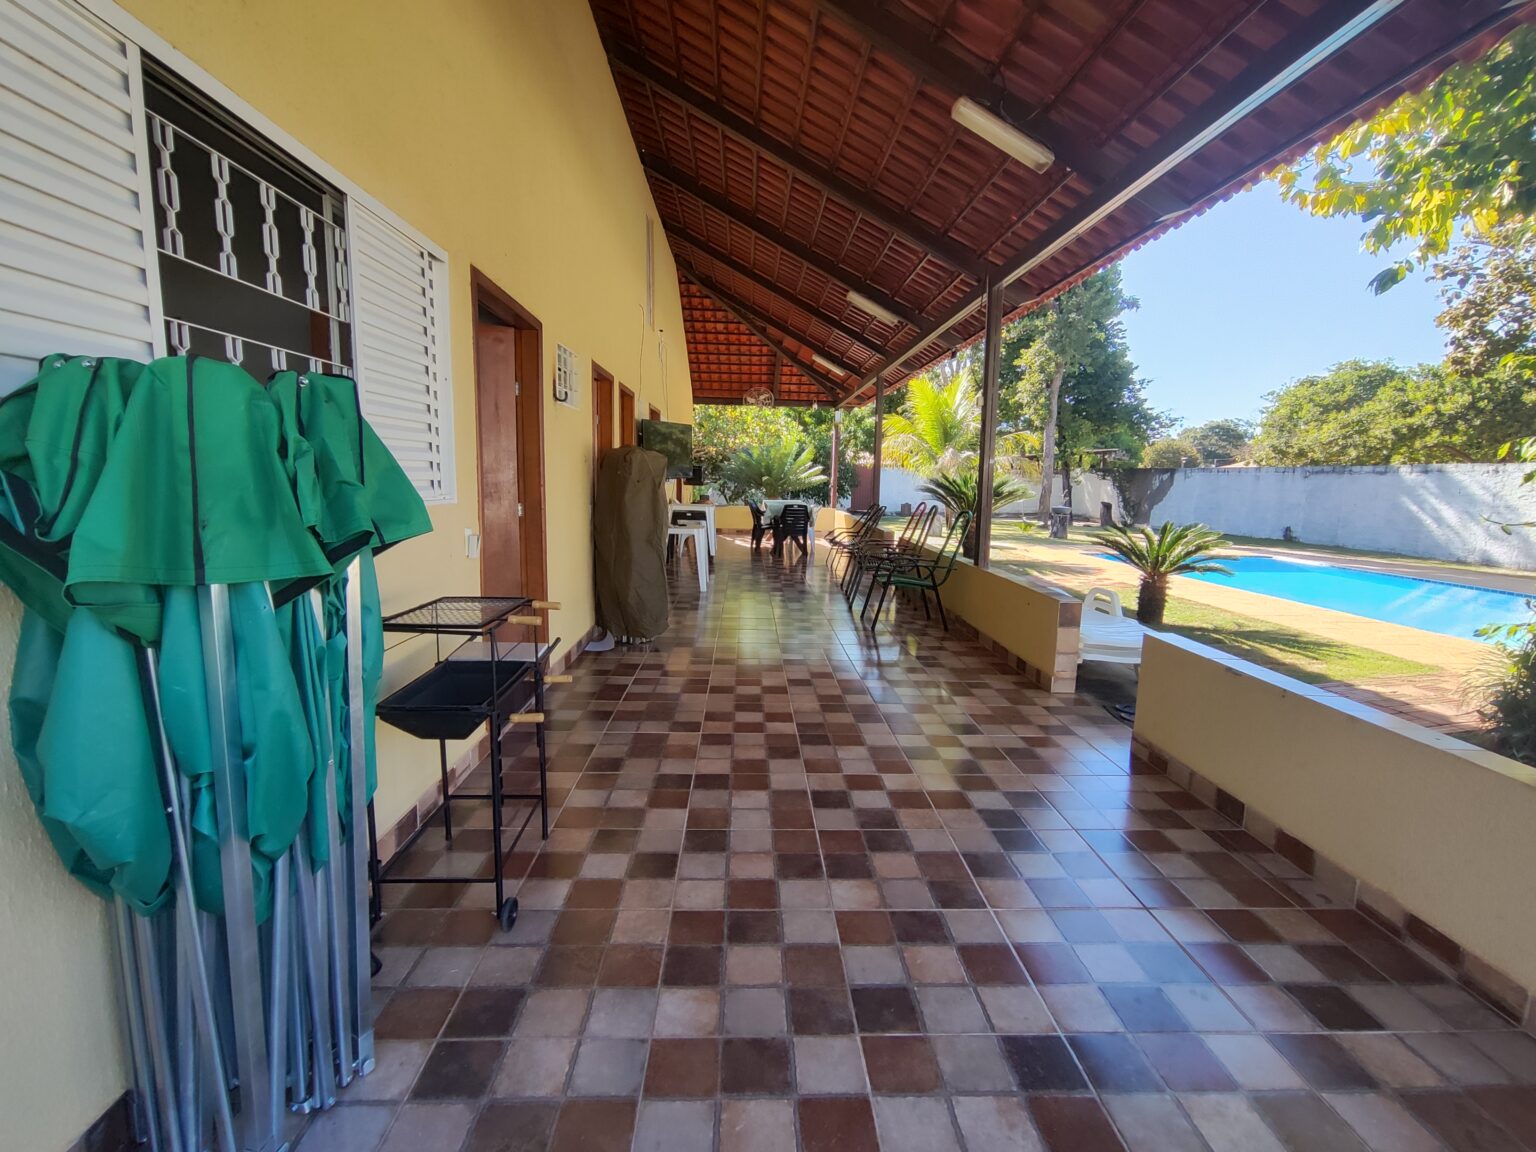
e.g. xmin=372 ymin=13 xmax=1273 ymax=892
xmin=306 ymin=537 xmax=1536 ymax=1152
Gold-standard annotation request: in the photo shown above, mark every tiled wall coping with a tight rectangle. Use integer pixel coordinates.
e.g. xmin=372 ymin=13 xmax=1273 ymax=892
xmin=1134 ymin=630 xmax=1536 ymax=1029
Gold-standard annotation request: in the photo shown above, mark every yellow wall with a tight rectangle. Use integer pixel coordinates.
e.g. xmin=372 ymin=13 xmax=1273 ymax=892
xmin=107 ymin=0 xmax=695 ymax=828
xmin=942 ymin=561 xmax=1082 ymax=692
xmin=1136 ymin=633 xmax=1536 ymax=993
xmin=3 ymin=1 xmax=698 ymax=1146
xmin=0 ymin=592 xmax=129 ymax=1152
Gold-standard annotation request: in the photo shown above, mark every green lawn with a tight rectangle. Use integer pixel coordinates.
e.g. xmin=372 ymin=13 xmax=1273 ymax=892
xmin=1146 ymin=596 xmax=1437 ymax=685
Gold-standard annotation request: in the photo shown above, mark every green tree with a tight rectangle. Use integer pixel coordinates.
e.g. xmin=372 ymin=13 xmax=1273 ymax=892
xmin=693 ymin=403 xmax=869 ymax=504
xmin=1183 ymin=419 xmax=1252 ymax=465
xmin=1007 ymin=267 xmax=1164 ymax=517
xmin=879 ymin=370 xmax=981 ymax=474
xmin=1437 ymin=224 xmax=1536 ymax=376
xmin=718 ymin=440 xmax=827 ymax=500
xmin=1275 ymin=26 xmax=1536 ymax=292
xmin=1252 ymin=359 xmax=1535 ymax=465
xmin=1143 ymin=438 xmax=1202 ymax=468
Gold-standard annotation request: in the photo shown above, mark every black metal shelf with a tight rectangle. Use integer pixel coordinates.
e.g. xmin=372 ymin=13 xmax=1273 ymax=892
xmin=369 ymin=596 xmax=556 ymax=932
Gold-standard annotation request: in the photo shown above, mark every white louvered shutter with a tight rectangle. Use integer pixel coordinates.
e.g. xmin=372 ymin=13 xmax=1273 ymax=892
xmin=349 ymin=203 xmax=454 ymax=503
xmin=0 ymin=0 xmax=162 ymax=392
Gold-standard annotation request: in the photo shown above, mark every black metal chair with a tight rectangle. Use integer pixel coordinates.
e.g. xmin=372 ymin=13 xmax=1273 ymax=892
xmin=823 ymin=505 xmax=884 ymax=566
xmin=746 ymin=500 xmax=768 ymax=551
xmin=825 ymin=505 xmax=886 ymax=582
xmin=843 ymin=501 xmax=938 ymax=603
xmin=772 ymin=502 xmax=811 ymax=557
xmin=863 ymin=509 xmax=972 ymax=631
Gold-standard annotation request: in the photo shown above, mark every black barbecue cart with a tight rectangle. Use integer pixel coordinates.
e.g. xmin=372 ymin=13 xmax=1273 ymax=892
xmin=370 ymin=595 xmax=563 ymax=931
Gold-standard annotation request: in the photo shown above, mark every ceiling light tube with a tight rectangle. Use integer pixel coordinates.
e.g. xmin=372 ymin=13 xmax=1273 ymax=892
xmin=810 ymin=353 xmax=843 ymax=373
xmin=950 ymin=96 xmax=1055 ymax=173
xmin=846 ymin=291 xmax=901 ymax=326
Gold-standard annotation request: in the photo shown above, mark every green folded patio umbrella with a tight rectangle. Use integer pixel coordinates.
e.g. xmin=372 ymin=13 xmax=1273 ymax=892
xmin=10 ymin=608 xmax=172 ymax=913
xmin=0 ymin=355 xmax=429 ymax=919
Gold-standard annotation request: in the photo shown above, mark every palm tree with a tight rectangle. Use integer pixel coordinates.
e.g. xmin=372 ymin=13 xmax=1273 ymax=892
xmin=881 ymin=373 xmax=981 ymax=474
xmin=882 ymin=370 xmax=1042 ymax=483
xmin=1098 ymin=522 xmax=1231 ymax=625
xmin=918 ymin=469 xmax=1032 ymax=559
xmin=719 ymin=440 xmax=826 ymax=500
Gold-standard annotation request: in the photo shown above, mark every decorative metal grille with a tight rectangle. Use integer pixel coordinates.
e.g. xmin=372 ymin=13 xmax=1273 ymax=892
xmin=145 ymin=107 xmax=352 ymax=377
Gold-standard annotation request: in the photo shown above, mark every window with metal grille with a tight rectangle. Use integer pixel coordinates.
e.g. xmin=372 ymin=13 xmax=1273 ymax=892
xmin=141 ymin=66 xmax=454 ymax=502
xmin=144 ymin=68 xmax=352 ymax=376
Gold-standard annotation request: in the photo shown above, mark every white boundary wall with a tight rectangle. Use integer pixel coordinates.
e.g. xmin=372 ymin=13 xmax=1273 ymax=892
xmin=1138 ymin=464 xmax=1536 ymax=568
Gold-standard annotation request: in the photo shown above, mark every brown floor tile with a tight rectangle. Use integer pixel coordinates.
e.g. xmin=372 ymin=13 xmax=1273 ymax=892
xmin=789 ymin=986 xmax=856 ymax=1035
xmin=644 ymin=1038 xmax=720 ymax=1097
xmin=1028 ymin=1095 xmax=1125 ymax=1152
xmin=799 ymin=1097 xmax=880 ymax=1152
xmin=549 ymin=1099 xmax=636 ymax=1152
xmin=861 ymin=1034 xmax=943 ymax=1093
xmin=376 ymin=988 xmax=460 ymax=1040
xmin=443 ymin=989 xmax=525 ymax=1037
xmin=412 ymin=1039 xmax=505 ymax=1099
xmin=851 ymin=985 xmax=922 ymax=1033
xmin=720 ymin=1037 xmax=793 ymax=1094
xmin=662 ymin=946 xmax=723 ymax=987
xmin=465 ymin=1100 xmax=559 ymax=1152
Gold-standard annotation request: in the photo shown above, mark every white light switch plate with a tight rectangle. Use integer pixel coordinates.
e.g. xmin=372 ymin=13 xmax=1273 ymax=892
xmin=465 ymin=529 xmax=481 ymax=559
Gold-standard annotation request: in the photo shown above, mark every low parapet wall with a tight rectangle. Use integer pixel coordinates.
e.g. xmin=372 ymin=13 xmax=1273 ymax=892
xmin=1135 ymin=631 xmax=1536 ymax=1023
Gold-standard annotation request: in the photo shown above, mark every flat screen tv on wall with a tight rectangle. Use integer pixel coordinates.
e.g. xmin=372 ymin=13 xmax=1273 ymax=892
xmin=638 ymin=419 xmax=694 ymax=479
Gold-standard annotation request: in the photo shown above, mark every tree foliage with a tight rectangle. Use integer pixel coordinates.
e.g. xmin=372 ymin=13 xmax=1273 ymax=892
xmin=1275 ymin=26 xmax=1536 ymax=292
xmin=880 ymin=372 xmax=981 ymax=474
xmin=716 ymin=440 xmax=826 ymax=501
xmin=1142 ymin=438 xmax=1202 ymax=469
xmin=1437 ymin=224 xmax=1536 ymax=376
xmin=1183 ymin=419 xmax=1253 ymax=465
xmin=1251 ymin=359 xmax=1535 ymax=466
xmin=692 ymin=403 xmax=869 ymax=504
xmin=1002 ymin=267 xmax=1166 ymax=516
xmin=878 ymin=366 xmax=1040 ymax=483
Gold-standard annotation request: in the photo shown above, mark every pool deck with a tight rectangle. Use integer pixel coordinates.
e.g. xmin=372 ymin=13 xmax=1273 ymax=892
xmin=983 ymin=532 xmax=1515 ymax=734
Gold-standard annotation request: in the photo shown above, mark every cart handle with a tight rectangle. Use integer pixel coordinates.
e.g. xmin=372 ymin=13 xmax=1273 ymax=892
xmin=545 ymin=674 xmax=572 ymax=684
xmin=531 ymin=600 xmax=562 ymax=610
xmin=507 ymin=712 xmax=545 ymax=724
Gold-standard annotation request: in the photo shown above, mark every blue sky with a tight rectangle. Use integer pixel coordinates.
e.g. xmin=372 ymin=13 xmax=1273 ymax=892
xmin=1117 ymin=180 xmax=1446 ymax=429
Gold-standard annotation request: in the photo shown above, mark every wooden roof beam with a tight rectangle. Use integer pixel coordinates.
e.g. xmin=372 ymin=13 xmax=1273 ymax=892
xmin=609 ymin=46 xmax=985 ymax=276
xmin=812 ymin=0 xmax=1191 ymax=220
xmin=670 ymin=231 xmax=884 ymax=354
xmin=680 ymin=271 xmax=852 ymax=400
xmin=684 ymin=270 xmax=868 ymax=380
xmin=642 ymin=152 xmax=927 ymax=332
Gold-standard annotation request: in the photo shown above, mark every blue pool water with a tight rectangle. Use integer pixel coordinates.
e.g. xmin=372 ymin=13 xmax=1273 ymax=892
xmin=1100 ymin=554 xmax=1534 ymax=642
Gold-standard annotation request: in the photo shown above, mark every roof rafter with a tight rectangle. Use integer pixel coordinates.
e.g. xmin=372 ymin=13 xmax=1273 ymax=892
xmin=680 ymin=271 xmax=853 ymax=400
xmin=671 ymin=232 xmax=883 ymax=354
xmin=813 ymin=0 xmax=1191 ymax=220
xmin=643 ymin=151 xmax=927 ymax=331
xmin=608 ymin=46 xmax=984 ymax=276
xmin=686 ymin=270 xmax=868 ymax=380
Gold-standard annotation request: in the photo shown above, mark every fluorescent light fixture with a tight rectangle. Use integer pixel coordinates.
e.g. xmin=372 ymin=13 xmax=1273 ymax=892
xmin=810 ymin=353 xmax=843 ymax=373
xmin=950 ymin=96 xmax=1054 ymax=173
xmin=846 ymin=291 xmax=901 ymax=326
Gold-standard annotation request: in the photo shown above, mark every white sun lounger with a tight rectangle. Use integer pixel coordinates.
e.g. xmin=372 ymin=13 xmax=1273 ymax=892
xmin=1078 ymin=586 xmax=1148 ymax=667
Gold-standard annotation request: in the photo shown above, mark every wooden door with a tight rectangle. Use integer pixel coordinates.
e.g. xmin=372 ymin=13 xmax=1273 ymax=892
xmin=593 ymin=367 xmax=614 ymax=480
xmin=475 ymin=323 xmax=523 ymax=596
xmin=619 ymin=385 xmax=636 ymax=446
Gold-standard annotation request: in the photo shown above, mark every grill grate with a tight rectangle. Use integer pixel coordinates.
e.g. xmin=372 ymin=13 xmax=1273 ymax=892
xmin=382 ymin=596 xmax=533 ymax=633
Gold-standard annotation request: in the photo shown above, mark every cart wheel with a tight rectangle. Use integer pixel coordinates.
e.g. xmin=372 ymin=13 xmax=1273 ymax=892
xmin=370 ymin=951 xmax=383 ymax=977
xmin=498 ymin=897 xmax=519 ymax=932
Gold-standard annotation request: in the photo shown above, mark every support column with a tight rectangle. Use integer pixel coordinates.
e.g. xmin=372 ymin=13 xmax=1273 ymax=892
xmin=871 ymin=376 xmax=885 ymax=510
xmin=975 ymin=276 xmax=1003 ymax=569
xmin=829 ymin=410 xmax=841 ymax=510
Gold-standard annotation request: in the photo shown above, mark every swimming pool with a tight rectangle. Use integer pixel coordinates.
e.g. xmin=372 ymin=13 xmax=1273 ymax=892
xmin=1101 ymin=553 xmax=1534 ymax=642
